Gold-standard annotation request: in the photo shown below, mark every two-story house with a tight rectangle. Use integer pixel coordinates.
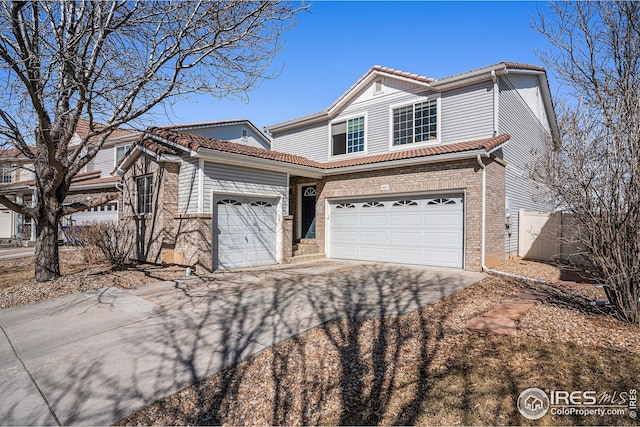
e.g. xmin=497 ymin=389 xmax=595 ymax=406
xmin=0 ymin=120 xmax=140 ymax=242
xmin=116 ymin=62 xmax=558 ymax=273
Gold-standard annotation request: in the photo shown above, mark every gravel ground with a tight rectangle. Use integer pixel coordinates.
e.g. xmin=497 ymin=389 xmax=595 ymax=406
xmin=0 ymin=250 xmax=185 ymax=309
xmin=493 ymin=257 xmax=599 ymax=283
xmin=118 ymin=260 xmax=640 ymax=426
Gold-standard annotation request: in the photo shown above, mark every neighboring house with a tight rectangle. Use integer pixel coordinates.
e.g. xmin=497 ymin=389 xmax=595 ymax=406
xmin=0 ymin=119 xmax=139 ymax=241
xmin=0 ymin=148 xmax=35 ymax=240
xmin=115 ymin=62 xmax=558 ymax=273
xmin=160 ymin=119 xmax=271 ymax=149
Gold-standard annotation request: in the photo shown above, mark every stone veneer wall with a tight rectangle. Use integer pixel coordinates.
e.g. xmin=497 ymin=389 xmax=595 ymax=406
xmin=121 ymin=154 xmax=178 ymax=266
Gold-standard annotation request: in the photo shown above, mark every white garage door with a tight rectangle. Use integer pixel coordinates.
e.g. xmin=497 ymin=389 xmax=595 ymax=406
xmin=0 ymin=209 xmax=13 ymax=239
xmin=329 ymin=194 xmax=464 ymax=268
xmin=214 ymin=196 xmax=278 ymax=269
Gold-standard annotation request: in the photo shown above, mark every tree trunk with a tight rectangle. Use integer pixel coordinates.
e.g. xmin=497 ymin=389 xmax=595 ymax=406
xmin=34 ymin=203 xmax=61 ymax=282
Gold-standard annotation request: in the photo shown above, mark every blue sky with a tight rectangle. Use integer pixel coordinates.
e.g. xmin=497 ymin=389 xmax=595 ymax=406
xmin=157 ymin=1 xmax=555 ymax=132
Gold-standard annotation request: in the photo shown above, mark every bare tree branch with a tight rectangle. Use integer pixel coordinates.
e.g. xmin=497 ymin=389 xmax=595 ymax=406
xmin=534 ymin=1 xmax=640 ymax=325
xmin=0 ymin=0 xmax=306 ymax=281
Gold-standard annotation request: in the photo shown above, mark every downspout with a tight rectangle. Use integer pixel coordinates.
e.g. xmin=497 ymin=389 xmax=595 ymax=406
xmin=476 ymin=152 xmax=547 ymax=284
xmin=492 ymin=70 xmax=499 ymax=137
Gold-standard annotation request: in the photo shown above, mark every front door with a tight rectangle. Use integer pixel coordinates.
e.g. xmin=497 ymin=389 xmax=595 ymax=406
xmin=301 ymin=185 xmax=316 ymax=239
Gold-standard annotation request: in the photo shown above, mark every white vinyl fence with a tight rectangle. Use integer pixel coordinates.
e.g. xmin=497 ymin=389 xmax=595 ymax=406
xmin=518 ymin=209 xmax=584 ymax=263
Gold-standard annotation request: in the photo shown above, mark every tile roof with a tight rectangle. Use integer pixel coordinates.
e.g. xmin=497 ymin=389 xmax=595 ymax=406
xmin=144 ymin=128 xmax=321 ymax=167
xmin=159 ymin=118 xmax=254 ymax=130
xmin=0 ymin=170 xmax=120 ymax=190
xmin=501 ymin=61 xmax=546 ymax=72
xmin=74 ymin=118 xmax=137 ymax=142
xmin=0 ymin=146 xmax=35 ymax=159
xmin=141 ymin=128 xmax=510 ymax=171
xmin=69 ymin=176 xmax=121 ymax=187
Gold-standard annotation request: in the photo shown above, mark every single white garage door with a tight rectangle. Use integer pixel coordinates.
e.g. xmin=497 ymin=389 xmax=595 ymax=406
xmin=329 ymin=194 xmax=464 ymax=268
xmin=0 ymin=209 xmax=13 ymax=239
xmin=214 ymin=196 xmax=277 ymax=269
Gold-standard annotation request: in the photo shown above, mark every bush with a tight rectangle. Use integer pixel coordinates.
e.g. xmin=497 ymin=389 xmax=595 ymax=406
xmin=65 ymin=221 xmax=134 ymax=270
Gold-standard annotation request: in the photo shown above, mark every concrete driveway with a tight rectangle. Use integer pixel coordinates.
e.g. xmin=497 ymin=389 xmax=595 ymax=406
xmin=0 ymin=260 xmax=484 ymax=425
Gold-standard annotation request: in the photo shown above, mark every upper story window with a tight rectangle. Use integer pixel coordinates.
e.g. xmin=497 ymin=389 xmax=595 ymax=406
xmin=136 ymin=175 xmax=153 ymax=215
xmin=331 ymin=116 xmax=365 ymax=156
xmin=392 ymin=99 xmax=438 ymax=146
xmin=115 ymin=144 xmax=132 ymax=166
xmin=1 ymin=163 xmax=15 ymax=183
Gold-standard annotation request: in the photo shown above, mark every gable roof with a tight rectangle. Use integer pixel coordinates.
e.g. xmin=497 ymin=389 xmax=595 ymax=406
xmin=0 ymin=169 xmax=121 ymax=194
xmin=74 ymin=118 xmax=139 ymax=144
xmin=265 ymin=62 xmax=557 ymax=139
xmin=159 ymin=118 xmax=271 ymax=147
xmin=0 ymin=146 xmax=34 ymax=160
xmin=115 ymin=128 xmax=510 ymax=177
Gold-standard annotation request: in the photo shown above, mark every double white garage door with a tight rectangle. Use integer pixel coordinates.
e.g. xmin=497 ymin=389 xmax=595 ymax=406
xmin=214 ymin=196 xmax=277 ymax=269
xmin=329 ymin=194 xmax=464 ymax=268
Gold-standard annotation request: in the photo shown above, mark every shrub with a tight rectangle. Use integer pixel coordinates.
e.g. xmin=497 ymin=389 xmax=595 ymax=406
xmin=65 ymin=221 xmax=134 ymax=270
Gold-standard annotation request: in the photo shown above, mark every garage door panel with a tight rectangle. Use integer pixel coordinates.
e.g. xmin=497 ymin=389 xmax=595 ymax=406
xmin=330 ymin=194 xmax=464 ymax=268
xmin=359 ymin=215 xmax=388 ymax=226
xmin=359 ymin=231 xmax=387 ymax=243
xmin=390 ymin=214 xmax=421 ymax=226
xmin=422 ymin=213 xmax=462 ymax=226
xmin=424 ymin=231 xmax=462 ymax=245
xmin=389 ymin=232 xmax=421 ymax=244
xmin=359 ymin=246 xmax=388 ymax=260
xmin=331 ymin=245 xmax=359 ymax=259
xmin=389 ymin=248 xmax=422 ymax=263
xmin=215 ymin=197 xmax=277 ymax=269
xmin=422 ymin=250 xmax=461 ymax=268
xmin=333 ymin=215 xmax=359 ymax=226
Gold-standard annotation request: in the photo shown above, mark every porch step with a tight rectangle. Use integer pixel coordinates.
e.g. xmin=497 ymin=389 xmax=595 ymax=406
xmin=289 ymin=253 xmax=326 ymax=264
xmin=293 ymin=242 xmax=320 ymax=256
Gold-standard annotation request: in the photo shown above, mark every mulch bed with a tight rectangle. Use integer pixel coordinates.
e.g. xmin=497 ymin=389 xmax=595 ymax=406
xmin=0 ymin=250 xmax=186 ymax=309
xmin=116 ymin=259 xmax=640 ymax=426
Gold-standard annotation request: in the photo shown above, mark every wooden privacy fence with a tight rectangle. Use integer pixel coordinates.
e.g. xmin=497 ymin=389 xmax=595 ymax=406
xmin=518 ymin=209 xmax=584 ymax=263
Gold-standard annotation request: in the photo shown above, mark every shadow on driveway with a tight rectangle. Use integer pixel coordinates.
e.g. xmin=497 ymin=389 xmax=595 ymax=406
xmin=0 ymin=260 xmax=483 ymax=425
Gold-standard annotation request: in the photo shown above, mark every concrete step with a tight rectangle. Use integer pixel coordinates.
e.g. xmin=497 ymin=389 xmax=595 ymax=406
xmin=293 ymin=243 xmax=320 ymax=256
xmin=299 ymin=238 xmax=317 ymax=245
xmin=288 ymin=253 xmax=326 ymax=264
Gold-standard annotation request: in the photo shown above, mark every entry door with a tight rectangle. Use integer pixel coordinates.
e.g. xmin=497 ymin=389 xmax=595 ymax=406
xmin=214 ymin=196 xmax=277 ymax=269
xmin=300 ymin=185 xmax=316 ymax=239
xmin=329 ymin=194 xmax=464 ymax=268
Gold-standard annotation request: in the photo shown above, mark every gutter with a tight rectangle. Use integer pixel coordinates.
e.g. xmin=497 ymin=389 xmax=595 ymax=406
xmin=196 ymin=146 xmax=488 ymax=178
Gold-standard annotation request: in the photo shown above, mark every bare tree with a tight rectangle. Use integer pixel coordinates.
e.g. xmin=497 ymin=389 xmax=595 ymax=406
xmin=0 ymin=1 xmax=304 ymax=282
xmin=534 ymin=1 xmax=640 ymax=324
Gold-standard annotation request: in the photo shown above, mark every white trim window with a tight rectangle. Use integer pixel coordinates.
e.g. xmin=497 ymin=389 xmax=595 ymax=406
xmin=331 ymin=116 xmax=365 ymax=156
xmin=115 ymin=144 xmax=132 ymax=166
xmin=0 ymin=163 xmax=15 ymax=183
xmin=392 ymin=99 xmax=438 ymax=146
xmin=136 ymin=175 xmax=153 ymax=215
